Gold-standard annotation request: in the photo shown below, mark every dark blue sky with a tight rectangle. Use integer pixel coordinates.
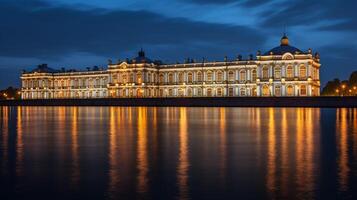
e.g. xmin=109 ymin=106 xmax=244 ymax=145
xmin=0 ymin=0 xmax=356 ymax=88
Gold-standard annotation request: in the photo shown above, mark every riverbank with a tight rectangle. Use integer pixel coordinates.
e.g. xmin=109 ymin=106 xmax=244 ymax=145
xmin=0 ymin=97 xmax=356 ymax=107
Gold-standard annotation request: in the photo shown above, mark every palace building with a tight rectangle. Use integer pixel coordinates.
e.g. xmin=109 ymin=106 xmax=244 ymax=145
xmin=21 ymin=34 xmax=321 ymax=99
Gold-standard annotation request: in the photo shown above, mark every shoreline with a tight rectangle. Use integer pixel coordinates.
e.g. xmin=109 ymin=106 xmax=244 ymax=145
xmin=0 ymin=97 xmax=356 ymax=107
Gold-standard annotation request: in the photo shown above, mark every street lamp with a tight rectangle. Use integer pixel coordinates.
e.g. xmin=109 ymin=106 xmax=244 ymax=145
xmin=335 ymin=89 xmax=340 ymax=96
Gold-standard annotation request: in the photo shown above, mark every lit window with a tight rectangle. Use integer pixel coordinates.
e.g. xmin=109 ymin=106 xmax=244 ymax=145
xmin=262 ymin=85 xmax=270 ymax=96
xmin=240 ymin=70 xmax=246 ymax=81
xmin=274 ymin=67 xmax=281 ymax=79
xmin=217 ymin=71 xmax=223 ymax=82
xmin=300 ymin=85 xmax=307 ymax=96
xmin=251 ymin=70 xmax=257 ymax=81
xmin=228 ymin=71 xmax=235 ymax=81
xmin=275 ymin=85 xmax=281 ymax=96
xmin=206 ymin=71 xmax=213 ymax=82
xmin=286 ymin=65 xmax=294 ymax=78
xmin=197 ymin=72 xmax=202 ymax=82
xmin=262 ymin=67 xmax=269 ymax=79
xmin=188 ymin=72 xmax=193 ymax=83
xmin=299 ymin=65 xmax=307 ymax=79
xmin=287 ymin=85 xmax=294 ymax=96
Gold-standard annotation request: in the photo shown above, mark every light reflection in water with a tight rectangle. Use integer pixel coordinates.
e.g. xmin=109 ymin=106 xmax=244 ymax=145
xmin=108 ymin=107 xmax=120 ymax=198
xmin=137 ymin=107 xmax=148 ymax=195
xmin=266 ymin=108 xmax=276 ymax=197
xmin=1 ymin=107 xmax=357 ymax=199
xmin=16 ymin=107 xmax=24 ymax=177
xmin=177 ymin=107 xmax=190 ymax=200
xmin=70 ymin=107 xmax=80 ymax=188
xmin=337 ymin=108 xmax=350 ymax=192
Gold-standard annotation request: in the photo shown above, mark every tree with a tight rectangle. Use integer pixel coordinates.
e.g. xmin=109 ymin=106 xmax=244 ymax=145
xmin=321 ymin=78 xmax=340 ymax=96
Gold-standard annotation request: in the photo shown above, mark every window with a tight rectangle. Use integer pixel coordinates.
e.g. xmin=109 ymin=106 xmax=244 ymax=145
xmin=206 ymin=71 xmax=213 ymax=82
xmin=168 ymin=73 xmax=174 ymax=83
xmin=286 ymin=65 xmax=294 ymax=78
xmin=274 ymin=85 xmax=281 ymax=96
xmin=228 ymin=88 xmax=234 ymax=96
xmin=188 ymin=72 xmax=193 ymax=83
xmin=159 ymin=74 xmax=164 ymax=83
xmin=217 ymin=71 xmax=223 ymax=82
xmin=262 ymin=67 xmax=269 ymax=79
xmin=206 ymin=88 xmax=212 ymax=97
xmin=251 ymin=70 xmax=257 ymax=81
xmin=240 ymin=70 xmax=246 ymax=81
xmin=240 ymin=88 xmax=246 ymax=96
xmin=274 ymin=67 xmax=281 ymax=79
xmin=197 ymin=71 xmax=202 ymax=82
xmin=197 ymin=88 xmax=202 ymax=96
xmin=300 ymin=85 xmax=307 ymax=96
xmin=178 ymin=72 xmax=184 ymax=83
xmin=287 ymin=85 xmax=294 ymax=96
xmin=187 ymin=88 xmax=193 ymax=96
xmin=262 ymin=85 xmax=270 ymax=96
xmin=217 ymin=88 xmax=223 ymax=96
xmin=122 ymin=74 xmax=127 ymax=83
xmin=168 ymin=89 xmax=173 ymax=96
xmin=147 ymin=72 xmax=151 ymax=83
xmin=178 ymin=88 xmax=184 ymax=97
xmin=228 ymin=71 xmax=235 ymax=81
xmin=252 ymin=88 xmax=257 ymax=96
xmin=129 ymin=73 xmax=134 ymax=82
xmin=137 ymin=73 xmax=142 ymax=83
xmin=299 ymin=65 xmax=307 ymax=79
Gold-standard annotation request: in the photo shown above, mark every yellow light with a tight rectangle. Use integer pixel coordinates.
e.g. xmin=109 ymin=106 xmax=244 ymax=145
xmin=354 ymin=86 xmax=357 ymax=90
xmin=336 ymin=89 xmax=339 ymax=93
xmin=349 ymin=89 xmax=352 ymax=93
xmin=341 ymin=84 xmax=346 ymax=89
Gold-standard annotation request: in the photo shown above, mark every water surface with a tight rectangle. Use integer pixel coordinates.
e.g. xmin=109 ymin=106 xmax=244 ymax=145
xmin=0 ymin=107 xmax=357 ymax=199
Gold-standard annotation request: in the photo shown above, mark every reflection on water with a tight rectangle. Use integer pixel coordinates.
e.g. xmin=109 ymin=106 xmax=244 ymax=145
xmin=1 ymin=107 xmax=357 ymax=199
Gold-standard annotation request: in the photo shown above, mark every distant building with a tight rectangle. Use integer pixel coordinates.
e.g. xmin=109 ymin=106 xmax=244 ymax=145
xmin=21 ymin=34 xmax=321 ymax=99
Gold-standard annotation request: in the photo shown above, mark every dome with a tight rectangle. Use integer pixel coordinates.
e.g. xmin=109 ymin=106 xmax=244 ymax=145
xmin=263 ymin=34 xmax=303 ymax=56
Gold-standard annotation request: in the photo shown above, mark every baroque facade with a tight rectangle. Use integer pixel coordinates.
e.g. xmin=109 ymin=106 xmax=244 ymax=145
xmin=21 ymin=35 xmax=321 ymax=99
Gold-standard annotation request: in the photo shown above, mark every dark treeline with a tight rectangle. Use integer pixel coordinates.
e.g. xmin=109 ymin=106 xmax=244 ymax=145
xmin=0 ymin=87 xmax=21 ymax=100
xmin=321 ymin=71 xmax=357 ymax=96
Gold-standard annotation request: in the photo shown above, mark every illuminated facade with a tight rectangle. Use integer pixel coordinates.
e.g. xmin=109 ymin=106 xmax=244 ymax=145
xmin=21 ymin=35 xmax=321 ymax=99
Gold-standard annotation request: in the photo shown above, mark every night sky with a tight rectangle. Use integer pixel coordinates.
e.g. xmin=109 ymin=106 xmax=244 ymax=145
xmin=0 ymin=0 xmax=356 ymax=88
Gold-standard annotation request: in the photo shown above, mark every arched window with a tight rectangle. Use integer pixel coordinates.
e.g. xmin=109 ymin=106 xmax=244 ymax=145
xmin=136 ymin=73 xmax=142 ymax=83
xmin=178 ymin=72 xmax=184 ymax=83
xmin=178 ymin=88 xmax=184 ymax=97
xmin=300 ymin=85 xmax=307 ymax=96
xmin=251 ymin=70 xmax=257 ymax=81
xmin=129 ymin=73 xmax=134 ymax=82
xmin=159 ymin=73 xmax=164 ymax=83
xmin=239 ymin=70 xmax=246 ymax=81
xmin=228 ymin=71 xmax=235 ymax=81
xmin=168 ymin=73 xmax=174 ymax=83
xmin=168 ymin=89 xmax=173 ymax=96
xmin=197 ymin=71 xmax=202 ymax=82
xmin=299 ymin=65 xmax=307 ymax=79
xmin=187 ymin=88 xmax=193 ymax=97
xmin=188 ymin=72 xmax=193 ymax=83
xmin=206 ymin=88 xmax=212 ymax=97
xmin=217 ymin=88 xmax=223 ymax=96
xmin=216 ymin=71 xmax=223 ymax=82
xmin=274 ymin=85 xmax=281 ymax=96
xmin=262 ymin=67 xmax=269 ymax=79
xmin=228 ymin=88 xmax=234 ymax=96
xmin=206 ymin=71 xmax=213 ymax=82
xmin=122 ymin=74 xmax=127 ymax=83
xmin=240 ymin=88 xmax=246 ymax=96
xmin=262 ymin=85 xmax=270 ymax=96
xmin=286 ymin=65 xmax=294 ymax=78
xmin=197 ymin=88 xmax=202 ymax=96
xmin=252 ymin=87 xmax=257 ymax=96
xmin=274 ymin=67 xmax=281 ymax=79
xmin=287 ymin=85 xmax=294 ymax=96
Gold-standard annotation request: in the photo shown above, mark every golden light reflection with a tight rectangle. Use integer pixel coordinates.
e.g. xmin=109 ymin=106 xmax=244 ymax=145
xmin=177 ymin=107 xmax=189 ymax=200
xmin=219 ymin=108 xmax=227 ymax=181
xmin=137 ymin=107 xmax=148 ymax=195
xmin=266 ymin=108 xmax=276 ymax=196
xmin=337 ymin=108 xmax=349 ymax=191
xmin=70 ymin=107 xmax=80 ymax=188
xmin=16 ymin=107 xmax=24 ymax=177
xmin=280 ymin=108 xmax=288 ymax=197
xmin=1 ymin=107 xmax=9 ymax=172
xmin=108 ymin=107 xmax=120 ymax=196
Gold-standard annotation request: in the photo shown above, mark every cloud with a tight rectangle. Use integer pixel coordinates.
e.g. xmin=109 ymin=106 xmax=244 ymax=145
xmin=0 ymin=0 xmax=265 ymax=60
